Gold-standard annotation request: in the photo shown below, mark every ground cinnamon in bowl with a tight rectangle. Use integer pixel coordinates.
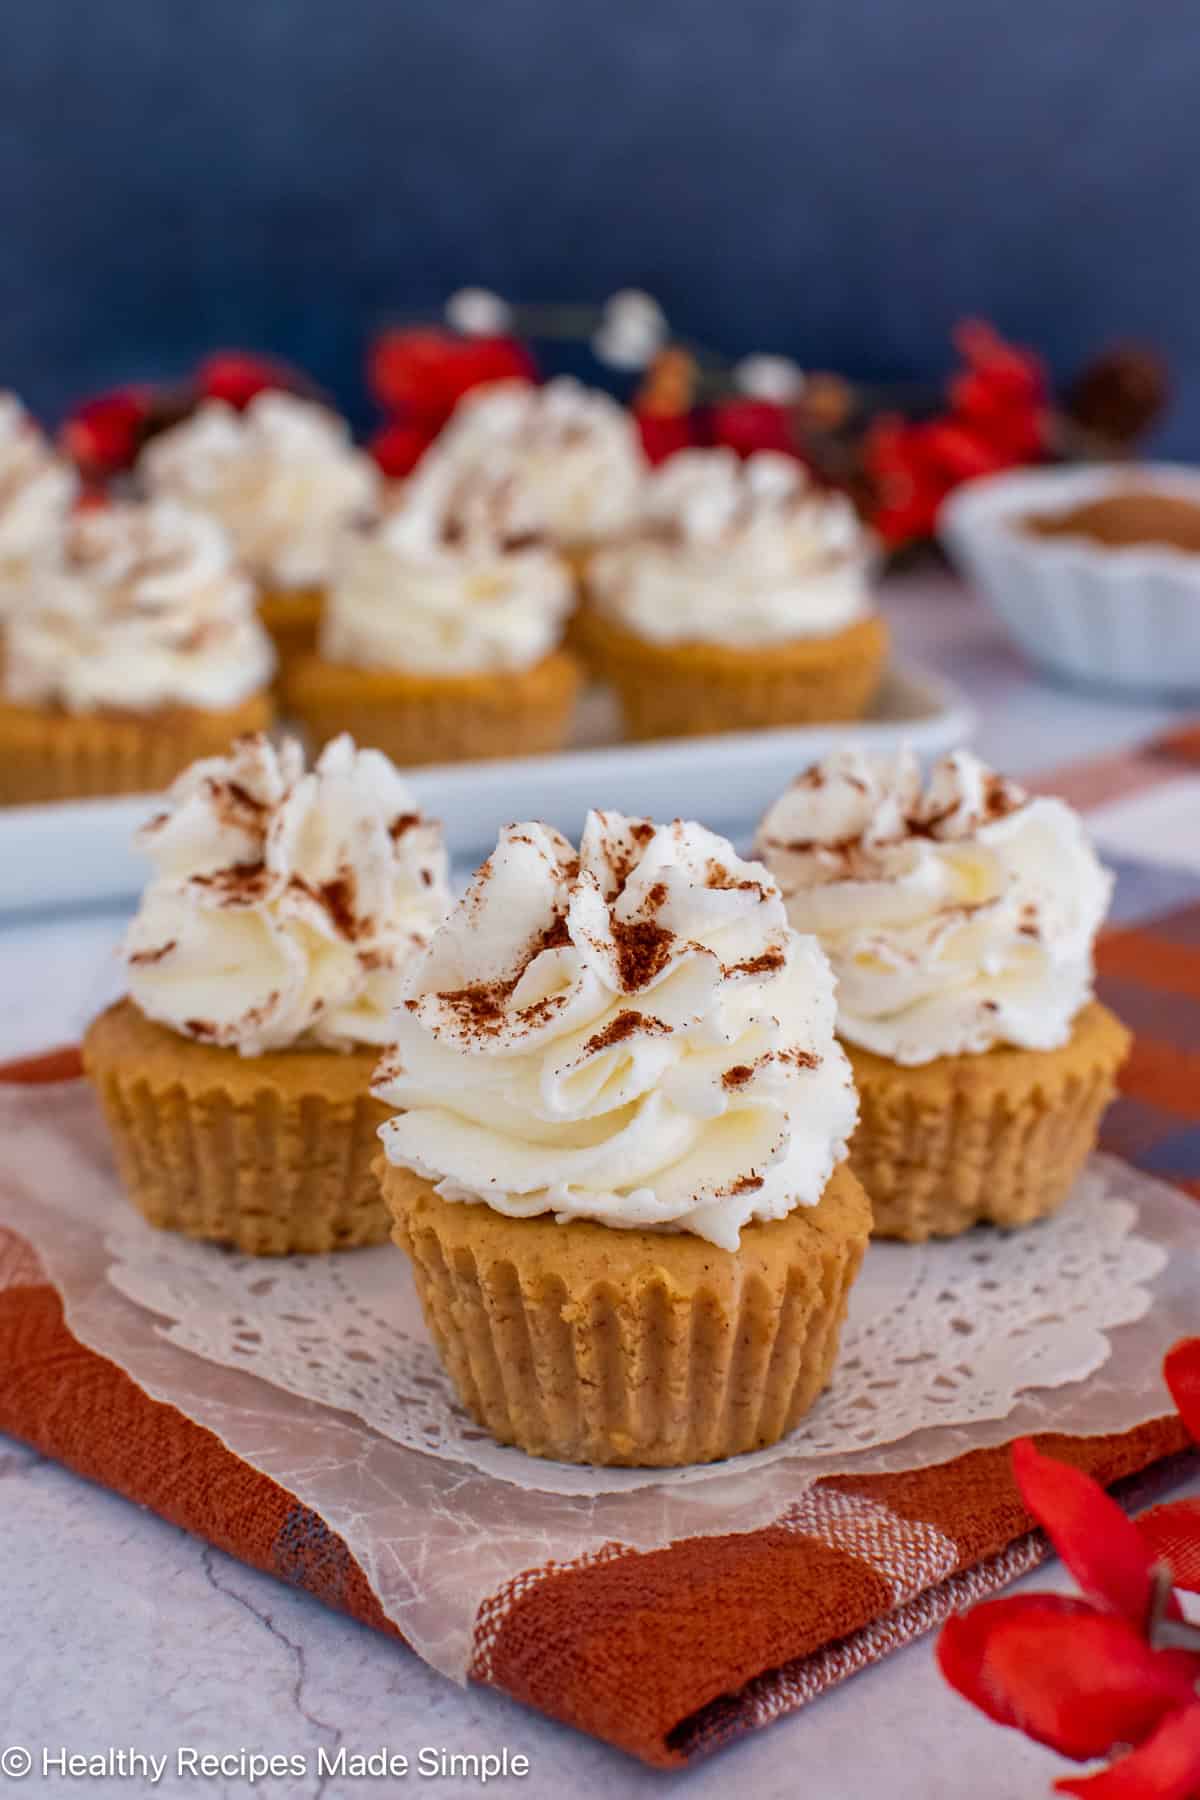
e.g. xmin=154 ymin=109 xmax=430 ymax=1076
xmin=1024 ymin=489 xmax=1200 ymax=553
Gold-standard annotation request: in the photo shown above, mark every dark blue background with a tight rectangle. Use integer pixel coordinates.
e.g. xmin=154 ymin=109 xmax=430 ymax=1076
xmin=3 ymin=1 xmax=1197 ymax=446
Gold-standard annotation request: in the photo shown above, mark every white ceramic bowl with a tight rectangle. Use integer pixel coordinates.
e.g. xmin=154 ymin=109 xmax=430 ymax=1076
xmin=939 ymin=463 xmax=1200 ymax=698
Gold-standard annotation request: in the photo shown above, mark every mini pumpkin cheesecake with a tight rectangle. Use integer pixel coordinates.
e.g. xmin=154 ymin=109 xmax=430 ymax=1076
xmin=373 ymin=809 xmax=867 ymax=1465
xmin=285 ymin=474 xmax=580 ymax=767
xmin=413 ymin=375 xmax=647 ymax=563
xmin=581 ymin=448 xmax=887 ymax=738
xmin=0 ymin=499 xmax=274 ymax=805
xmin=83 ymin=731 xmax=450 ymax=1254
xmin=139 ymin=391 xmax=380 ymax=680
xmin=756 ymin=747 xmax=1129 ymax=1240
xmin=411 ymin=376 xmax=647 ymax=647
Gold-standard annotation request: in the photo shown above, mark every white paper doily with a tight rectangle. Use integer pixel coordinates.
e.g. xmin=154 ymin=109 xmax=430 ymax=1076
xmin=100 ymin=1158 xmax=1164 ymax=1495
xmin=0 ymin=1078 xmax=1194 ymax=1682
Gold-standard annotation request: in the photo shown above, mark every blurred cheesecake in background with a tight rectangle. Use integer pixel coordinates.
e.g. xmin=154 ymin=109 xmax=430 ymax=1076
xmin=581 ymin=447 xmax=888 ymax=739
xmin=409 ymin=376 xmax=647 ymax=571
xmin=285 ymin=464 xmax=580 ymax=767
xmin=0 ymin=499 xmax=274 ymax=805
xmin=0 ymin=392 xmax=78 ymax=625
xmin=139 ymin=392 xmax=380 ymax=682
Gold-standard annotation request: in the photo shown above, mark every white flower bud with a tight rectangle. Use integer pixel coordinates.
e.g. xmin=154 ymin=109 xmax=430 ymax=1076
xmin=445 ymin=287 xmax=513 ymax=337
xmin=591 ymin=289 xmax=670 ymax=370
xmin=733 ymin=354 xmax=806 ymax=403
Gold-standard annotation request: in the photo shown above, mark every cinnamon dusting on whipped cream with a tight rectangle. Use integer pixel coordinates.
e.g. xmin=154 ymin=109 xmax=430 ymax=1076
xmin=763 ymin=754 xmax=1025 ymax=870
xmin=375 ymin=809 xmax=857 ymax=1248
xmin=124 ymin=733 xmax=450 ymax=1055
xmin=609 ymin=916 xmax=676 ymax=990
xmin=140 ymin=392 xmax=380 ymax=588
xmin=2 ymin=500 xmax=276 ymax=715
xmin=402 ymin=377 xmax=647 ymax=549
xmin=757 ymin=747 xmax=1113 ymax=1066
xmin=588 ymin=447 xmax=874 ymax=649
xmin=583 ymin=1009 xmax=670 ymax=1055
xmin=724 ymin=1173 xmax=765 ymax=1195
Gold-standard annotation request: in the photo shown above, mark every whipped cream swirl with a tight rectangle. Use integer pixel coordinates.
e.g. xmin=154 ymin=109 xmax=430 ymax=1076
xmin=410 ymin=378 xmax=646 ymax=547
xmin=3 ymin=500 xmax=275 ymax=713
xmin=375 ymin=811 xmax=856 ymax=1249
xmin=140 ymin=393 xmax=380 ymax=588
xmin=756 ymin=748 xmax=1114 ymax=1065
xmin=589 ymin=449 xmax=874 ymax=646
xmin=125 ymin=734 xmax=450 ymax=1055
xmin=0 ymin=393 xmax=78 ymax=616
xmin=322 ymin=500 xmax=574 ymax=675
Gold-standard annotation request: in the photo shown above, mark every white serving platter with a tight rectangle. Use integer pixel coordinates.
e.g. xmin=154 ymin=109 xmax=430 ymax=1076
xmin=0 ymin=658 xmax=972 ymax=915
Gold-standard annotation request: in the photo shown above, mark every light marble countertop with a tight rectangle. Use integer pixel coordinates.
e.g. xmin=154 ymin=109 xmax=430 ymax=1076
xmin=1 ymin=570 xmax=1195 ymax=1800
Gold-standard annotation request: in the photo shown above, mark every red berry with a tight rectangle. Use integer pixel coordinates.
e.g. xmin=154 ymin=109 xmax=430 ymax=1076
xmin=863 ymin=416 xmax=951 ymax=548
xmin=367 ymin=328 xmax=535 ymax=426
xmin=367 ymin=420 xmax=436 ymax=479
xmin=952 ymin=320 xmax=1048 ymax=416
xmin=919 ymin=419 xmax=1010 ymax=482
xmin=73 ymin=486 xmax=111 ymax=511
xmin=709 ymin=398 xmax=797 ymax=458
xmin=634 ymin=409 xmax=695 ymax=465
xmin=196 ymin=350 xmax=297 ymax=409
xmin=60 ymin=386 xmax=157 ymax=477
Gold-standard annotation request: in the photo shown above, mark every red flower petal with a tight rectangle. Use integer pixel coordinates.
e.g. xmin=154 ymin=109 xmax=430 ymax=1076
xmin=451 ymin=336 xmax=537 ymax=404
xmin=1013 ymin=1439 xmax=1159 ymax=1628
xmin=945 ymin=319 xmax=1049 ymax=469
xmin=366 ymin=420 xmax=435 ymax=479
xmin=953 ymin=318 xmax=1048 ymax=404
xmin=369 ymin=329 xmax=447 ymax=418
xmin=709 ymin=398 xmax=797 ymax=458
xmin=367 ymin=328 xmax=534 ymax=426
xmin=1165 ymin=1338 xmax=1200 ymax=1445
xmin=938 ymin=1594 xmax=1198 ymax=1761
xmin=60 ymin=386 xmax=157 ymax=477
xmin=1138 ymin=1499 xmax=1200 ymax=1596
xmin=1055 ymin=1704 xmax=1200 ymax=1798
xmin=196 ymin=350 xmax=296 ymax=409
xmin=861 ymin=414 xmax=913 ymax=469
xmin=871 ymin=497 xmax=946 ymax=549
xmin=634 ymin=409 xmax=695 ymax=465
xmin=862 ymin=415 xmax=951 ymax=548
xmin=919 ymin=419 xmax=1012 ymax=482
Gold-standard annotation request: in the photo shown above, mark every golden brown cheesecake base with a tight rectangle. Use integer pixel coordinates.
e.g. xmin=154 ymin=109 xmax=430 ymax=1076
xmin=284 ymin=648 xmax=581 ymax=766
xmin=257 ymin=584 xmax=325 ymax=689
xmin=83 ymin=998 xmax=390 ymax=1255
xmin=576 ymin=609 xmax=889 ymax=741
xmin=844 ymin=1001 xmax=1131 ymax=1242
xmin=0 ymin=690 xmax=273 ymax=807
xmin=379 ymin=1159 xmax=871 ymax=1466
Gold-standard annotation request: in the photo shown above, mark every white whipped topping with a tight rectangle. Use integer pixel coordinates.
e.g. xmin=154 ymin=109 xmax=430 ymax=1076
xmin=375 ymin=810 xmax=857 ymax=1249
xmin=0 ymin=393 xmax=78 ymax=617
xmin=756 ymin=748 xmax=1114 ymax=1065
xmin=2 ymin=500 xmax=275 ymax=714
xmin=125 ymin=733 xmax=451 ymax=1055
xmin=411 ymin=377 xmax=646 ymax=547
xmin=140 ymin=393 xmax=380 ymax=588
xmin=589 ymin=449 xmax=874 ymax=646
xmin=322 ymin=502 xmax=574 ymax=676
